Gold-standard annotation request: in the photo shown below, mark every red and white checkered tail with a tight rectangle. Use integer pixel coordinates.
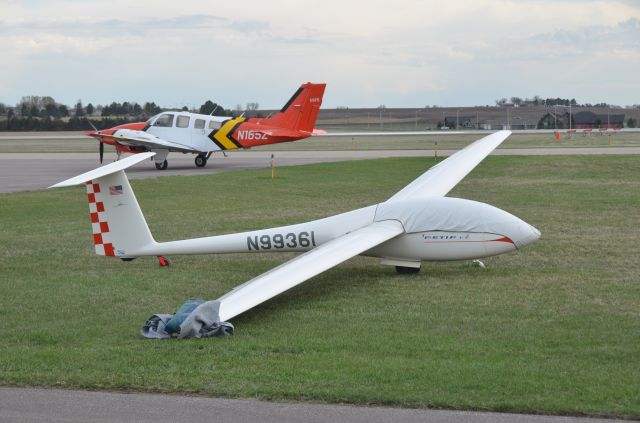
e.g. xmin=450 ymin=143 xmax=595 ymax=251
xmin=50 ymin=153 xmax=156 ymax=258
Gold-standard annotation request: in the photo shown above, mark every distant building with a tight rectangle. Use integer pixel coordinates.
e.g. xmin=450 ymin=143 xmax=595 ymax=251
xmin=537 ymin=112 xmax=568 ymax=129
xmin=574 ymin=111 xmax=624 ymax=129
xmin=444 ymin=116 xmax=476 ymax=128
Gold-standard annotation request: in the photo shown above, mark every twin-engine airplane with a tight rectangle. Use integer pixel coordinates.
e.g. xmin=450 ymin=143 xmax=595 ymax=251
xmin=51 ymin=130 xmax=540 ymax=338
xmin=88 ymin=82 xmax=326 ymax=170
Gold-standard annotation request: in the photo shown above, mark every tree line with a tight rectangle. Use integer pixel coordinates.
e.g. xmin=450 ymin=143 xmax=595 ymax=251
xmin=495 ymin=96 xmax=623 ymax=108
xmin=0 ymin=96 xmax=238 ymax=131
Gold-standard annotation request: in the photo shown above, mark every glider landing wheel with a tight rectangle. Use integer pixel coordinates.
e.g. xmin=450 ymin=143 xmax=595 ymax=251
xmin=155 ymin=160 xmax=168 ymax=170
xmin=395 ymin=266 xmax=420 ymax=274
xmin=195 ymin=155 xmax=207 ymax=168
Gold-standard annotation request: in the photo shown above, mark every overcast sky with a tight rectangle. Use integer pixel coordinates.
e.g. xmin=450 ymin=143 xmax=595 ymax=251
xmin=1 ymin=0 xmax=639 ymax=108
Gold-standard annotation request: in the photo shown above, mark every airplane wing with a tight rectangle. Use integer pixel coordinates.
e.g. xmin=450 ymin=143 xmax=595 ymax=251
xmin=215 ymin=219 xmax=404 ymax=322
xmin=91 ymin=129 xmax=198 ymax=153
xmin=387 ymin=130 xmax=511 ymax=202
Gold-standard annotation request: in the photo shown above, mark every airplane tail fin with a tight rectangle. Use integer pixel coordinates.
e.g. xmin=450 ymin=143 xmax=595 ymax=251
xmin=50 ymin=153 xmax=156 ymax=258
xmin=264 ymin=82 xmax=326 ymax=134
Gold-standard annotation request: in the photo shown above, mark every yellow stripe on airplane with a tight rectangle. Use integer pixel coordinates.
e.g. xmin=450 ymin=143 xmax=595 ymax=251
xmin=214 ymin=117 xmax=245 ymax=150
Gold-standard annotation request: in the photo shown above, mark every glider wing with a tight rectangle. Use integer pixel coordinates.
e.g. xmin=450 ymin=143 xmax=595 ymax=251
xmin=387 ymin=130 xmax=511 ymax=201
xmin=216 ymin=219 xmax=404 ymax=322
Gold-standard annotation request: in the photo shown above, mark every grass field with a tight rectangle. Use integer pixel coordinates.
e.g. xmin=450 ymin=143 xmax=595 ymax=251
xmin=1 ymin=131 xmax=640 ymax=153
xmin=268 ymin=132 xmax=640 ymax=151
xmin=1 ymin=156 xmax=639 ymax=418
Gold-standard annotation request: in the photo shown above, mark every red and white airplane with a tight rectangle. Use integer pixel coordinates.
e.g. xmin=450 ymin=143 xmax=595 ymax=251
xmin=87 ymin=82 xmax=326 ymax=170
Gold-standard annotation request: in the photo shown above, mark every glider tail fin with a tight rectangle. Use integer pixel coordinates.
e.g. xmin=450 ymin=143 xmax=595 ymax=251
xmin=50 ymin=152 xmax=156 ymax=258
xmin=83 ymin=171 xmax=154 ymax=257
xmin=265 ymin=82 xmax=326 ymax=134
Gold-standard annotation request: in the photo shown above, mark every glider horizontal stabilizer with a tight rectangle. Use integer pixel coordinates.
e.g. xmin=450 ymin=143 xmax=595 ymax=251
xmin=50 ymin=152 xmax=157 ymax=258
xmin=49 ymin=152 xmax=155 ymax=188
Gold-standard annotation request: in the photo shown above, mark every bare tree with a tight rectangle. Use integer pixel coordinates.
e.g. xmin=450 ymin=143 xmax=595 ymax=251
xmin=74 ymin=99 xmax=85 ymax=117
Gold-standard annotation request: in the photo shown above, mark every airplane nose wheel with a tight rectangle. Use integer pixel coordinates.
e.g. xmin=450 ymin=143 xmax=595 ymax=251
xmin=195 ymin=155 xmax=207 ymax=168
xmin=155 ymin=160 xmax=168 ymax=170
xmin=472 ymin=259 xmax=486 ymax=268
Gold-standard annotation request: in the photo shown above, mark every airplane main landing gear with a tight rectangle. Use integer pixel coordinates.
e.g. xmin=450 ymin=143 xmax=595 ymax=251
xmin=195 ymin=154 xmax=207 ymax=167
xmin=395 ymin=266 xmax=420 ymax=274
xmin=195 ymin=153 xmax=212 ymax=168
xmin=155 ymin=160 xmax=168 ymax=170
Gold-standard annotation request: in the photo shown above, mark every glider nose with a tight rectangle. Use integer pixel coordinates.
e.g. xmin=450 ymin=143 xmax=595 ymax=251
xmin=513 ymin=221 xmax=541 ymax=249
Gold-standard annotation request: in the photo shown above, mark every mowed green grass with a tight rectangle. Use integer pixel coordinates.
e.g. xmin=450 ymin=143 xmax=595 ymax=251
xmin=1 ymin=156 xmax=639 ymax=418
xmin=267 ymin=131 xmax=640 ymax=151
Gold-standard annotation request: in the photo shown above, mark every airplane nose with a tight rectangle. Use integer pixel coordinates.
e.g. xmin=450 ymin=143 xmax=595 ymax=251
xmin=513 ymin=222 xmax=541 ymax=249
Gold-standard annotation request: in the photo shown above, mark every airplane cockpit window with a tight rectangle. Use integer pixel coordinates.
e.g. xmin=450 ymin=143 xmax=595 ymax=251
xmin=194 ymin=119 xmax=205 ymax=129
xmin=154 ymin=114 xmax=174 ymax=127
xmin=208 ymin=120 xmax=221 ymax=130
xmin=176 ymin=115 xmax=190 ymax=128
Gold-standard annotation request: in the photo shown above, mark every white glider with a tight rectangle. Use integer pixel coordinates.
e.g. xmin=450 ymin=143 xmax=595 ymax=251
xmin=51 ymin=130 xmax=540 ymax=336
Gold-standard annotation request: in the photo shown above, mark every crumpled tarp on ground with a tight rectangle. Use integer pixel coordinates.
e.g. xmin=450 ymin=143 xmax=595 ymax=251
xmin=141 ymin=298 xmax=234 ymax=339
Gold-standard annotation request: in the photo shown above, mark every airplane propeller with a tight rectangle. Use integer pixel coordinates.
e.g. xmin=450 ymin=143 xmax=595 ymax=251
xmin=88 ymin=121 xmax=104 ymax=164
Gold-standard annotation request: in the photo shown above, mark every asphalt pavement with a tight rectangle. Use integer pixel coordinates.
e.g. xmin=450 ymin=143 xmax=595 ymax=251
xmin=0 ymin=387 xmax=629 ymax=423
xmin=1 ymin=147 xmax=640 ymax=193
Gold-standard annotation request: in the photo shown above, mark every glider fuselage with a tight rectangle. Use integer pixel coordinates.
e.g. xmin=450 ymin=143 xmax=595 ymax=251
xmin=132 ymin=197 xmax=539 ymax=263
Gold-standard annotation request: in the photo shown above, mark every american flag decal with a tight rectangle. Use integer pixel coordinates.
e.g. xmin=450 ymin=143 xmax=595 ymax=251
xmin=109 ymin=185 xmax=123 ymax=195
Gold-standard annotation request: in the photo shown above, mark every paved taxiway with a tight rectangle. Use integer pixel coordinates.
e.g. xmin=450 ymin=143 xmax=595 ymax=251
xmin=0 ymin=387 xmax=630 ymax=423
xmin=2 ymin=147 xmax=639 ymax=193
